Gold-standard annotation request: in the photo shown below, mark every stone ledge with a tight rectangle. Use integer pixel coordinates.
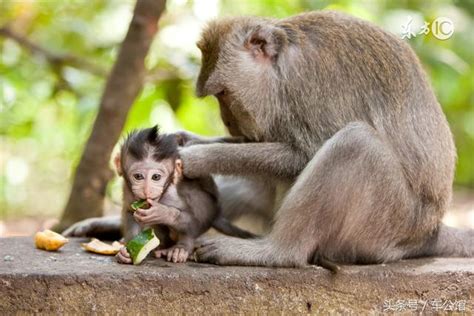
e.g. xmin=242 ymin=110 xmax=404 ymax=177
xmin=0 ymin=237 xmax=473 ymax=313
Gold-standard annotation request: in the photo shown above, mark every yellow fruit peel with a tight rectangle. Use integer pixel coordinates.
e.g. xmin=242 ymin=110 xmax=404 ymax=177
xmin=35 ymin=229 xmax=69 ymax=251
xmin=81 ymin=238 xmax=122 ymax=255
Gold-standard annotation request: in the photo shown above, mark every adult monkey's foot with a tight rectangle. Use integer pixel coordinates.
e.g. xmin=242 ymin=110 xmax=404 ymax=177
xmin=194 ymin=236 xmax=306 ymax=267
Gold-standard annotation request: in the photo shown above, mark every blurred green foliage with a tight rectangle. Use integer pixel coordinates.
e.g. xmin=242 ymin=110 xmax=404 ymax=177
xmin=1 ymin=0 xmax=473 ymax=220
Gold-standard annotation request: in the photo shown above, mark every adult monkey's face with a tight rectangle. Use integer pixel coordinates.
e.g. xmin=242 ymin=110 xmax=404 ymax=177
xmin=195 ymin=17 xmax=291 ymax=141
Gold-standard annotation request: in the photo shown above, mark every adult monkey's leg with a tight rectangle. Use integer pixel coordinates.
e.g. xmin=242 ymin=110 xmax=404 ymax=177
xmin=215 ymin=176 xmax=276 ymax=222
xmin=195 ymin=122 xmax=422 ymax=267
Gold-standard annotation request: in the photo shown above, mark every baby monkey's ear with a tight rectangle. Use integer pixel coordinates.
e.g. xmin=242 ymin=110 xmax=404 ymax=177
xmin=114 ymin=153 xmax=123 ymax=176
xmin=173 ymin=159 xmax=183 ymax=184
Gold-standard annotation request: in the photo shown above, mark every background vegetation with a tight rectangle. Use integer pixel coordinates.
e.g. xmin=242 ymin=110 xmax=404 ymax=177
xmin=1 ymin=0 xmax=473 ymax=223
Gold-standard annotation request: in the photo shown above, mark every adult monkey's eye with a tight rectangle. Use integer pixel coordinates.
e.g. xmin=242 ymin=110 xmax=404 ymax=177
xmin=133 ymin=173 xmax=144 ymax=180
xmin=151 ymin=174 xmax=161 ymax=181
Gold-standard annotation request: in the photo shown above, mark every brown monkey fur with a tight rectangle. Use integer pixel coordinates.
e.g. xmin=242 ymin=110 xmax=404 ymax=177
xmin=179 ymin=11 xmax=473 ymax=267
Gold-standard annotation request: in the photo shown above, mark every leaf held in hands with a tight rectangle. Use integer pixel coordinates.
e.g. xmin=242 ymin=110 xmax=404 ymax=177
xmin=130 ymin=199 xmax=150 ymax=212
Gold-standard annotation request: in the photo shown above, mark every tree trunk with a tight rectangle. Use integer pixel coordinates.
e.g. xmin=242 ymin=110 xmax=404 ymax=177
xmin=55 ymin=0 xmax=167 ymax=232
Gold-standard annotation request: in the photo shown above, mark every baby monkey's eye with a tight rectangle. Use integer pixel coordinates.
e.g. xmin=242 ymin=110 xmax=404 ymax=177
xmin=133 ymin=173 xmax=144 ymax=180
xmin=151 ymin=174 xmax=161 ymax=181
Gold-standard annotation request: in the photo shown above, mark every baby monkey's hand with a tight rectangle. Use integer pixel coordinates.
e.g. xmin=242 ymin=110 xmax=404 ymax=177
xmin=133 ymin=199 xmax=180 ymax=227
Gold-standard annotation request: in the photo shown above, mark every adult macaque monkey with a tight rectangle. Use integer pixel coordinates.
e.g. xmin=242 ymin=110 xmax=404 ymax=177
xmin=178 ymin=11 xmax=474 ymax=267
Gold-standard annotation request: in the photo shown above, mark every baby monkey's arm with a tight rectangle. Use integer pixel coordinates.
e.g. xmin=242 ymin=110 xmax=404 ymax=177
xmin=133 ymin=200 xmax=180 ymax=227
xmin=133 ymin=199 xmax=198 ymax=235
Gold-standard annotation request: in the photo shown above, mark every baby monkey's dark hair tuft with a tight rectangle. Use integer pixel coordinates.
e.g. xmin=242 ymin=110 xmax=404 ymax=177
xmin=121 ymin=125 xmax=179 ymax=162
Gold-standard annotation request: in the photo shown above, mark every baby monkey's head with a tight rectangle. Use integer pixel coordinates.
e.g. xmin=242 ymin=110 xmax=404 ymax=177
xmin=115 ymin=126 xmax=183 ymax=201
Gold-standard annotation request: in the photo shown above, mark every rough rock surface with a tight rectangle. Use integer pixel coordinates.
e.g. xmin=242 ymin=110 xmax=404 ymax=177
xmin=1 ymin=237 xmax=473 ymax=314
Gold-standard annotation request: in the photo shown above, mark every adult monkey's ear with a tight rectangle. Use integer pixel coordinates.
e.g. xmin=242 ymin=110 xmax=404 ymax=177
xmin=245 ymin=25 xmax=287 ymax=62
xmin=113 ymin=153 xmax=123 ymax=176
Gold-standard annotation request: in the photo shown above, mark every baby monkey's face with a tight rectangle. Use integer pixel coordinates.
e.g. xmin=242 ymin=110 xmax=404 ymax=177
xmin=126 ymin=158 xmax=180 ymax=201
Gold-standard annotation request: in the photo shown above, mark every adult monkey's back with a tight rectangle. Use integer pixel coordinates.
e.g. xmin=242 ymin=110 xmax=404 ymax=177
xmin=180 ymin=11 xmax=474 ymax=267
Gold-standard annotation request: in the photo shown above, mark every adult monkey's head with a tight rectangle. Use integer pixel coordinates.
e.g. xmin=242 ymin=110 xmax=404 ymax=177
xmin=195 ymin=17 xmax=305 ymax=142
xmin=195 ymin=12 xmax=413 ymax=150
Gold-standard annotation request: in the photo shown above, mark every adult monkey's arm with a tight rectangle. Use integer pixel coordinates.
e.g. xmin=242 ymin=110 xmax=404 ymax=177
xmin=179 ymin=142 xmax=308 ymax=180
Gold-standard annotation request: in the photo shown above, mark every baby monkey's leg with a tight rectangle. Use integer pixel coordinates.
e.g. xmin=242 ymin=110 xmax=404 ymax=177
xmin=155 ymin=235 xmax=194 ymax=263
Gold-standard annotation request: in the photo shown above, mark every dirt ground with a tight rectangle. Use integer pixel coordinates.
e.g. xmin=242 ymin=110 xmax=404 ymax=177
xmin=1 ymin=237 xmax=473 ymax=314
xmin=1 ymin=189 xmax=473 ymax=237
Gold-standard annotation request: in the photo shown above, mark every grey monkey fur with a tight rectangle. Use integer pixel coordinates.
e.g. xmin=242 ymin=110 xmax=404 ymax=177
xmin=181 ymin=11 xmax=473 ymax=267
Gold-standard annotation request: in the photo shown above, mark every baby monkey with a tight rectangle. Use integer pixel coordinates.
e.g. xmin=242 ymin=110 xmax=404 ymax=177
xmin=115 ymin=126 xmax=254 ymax=263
